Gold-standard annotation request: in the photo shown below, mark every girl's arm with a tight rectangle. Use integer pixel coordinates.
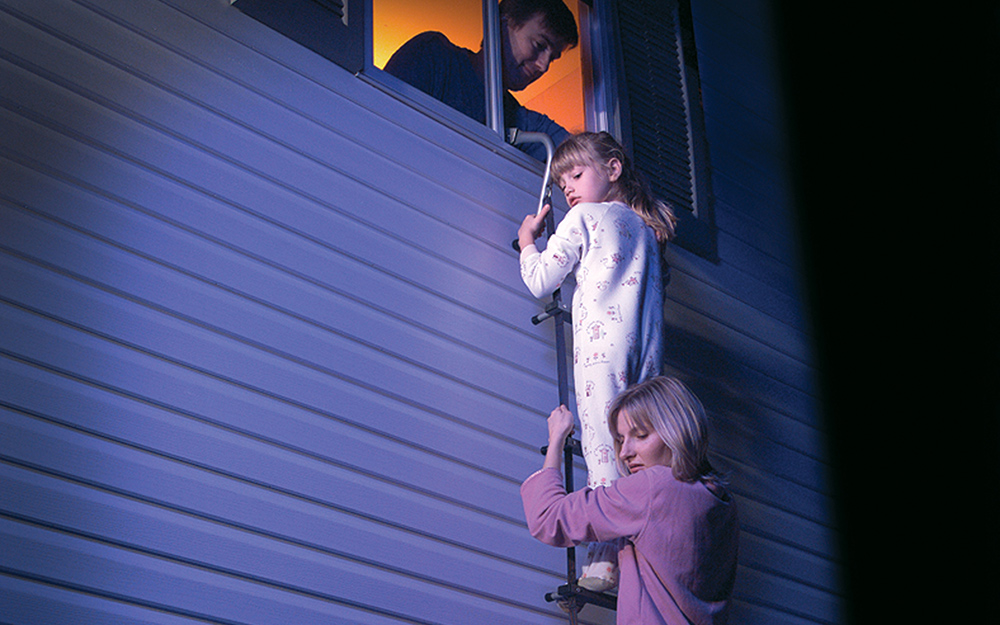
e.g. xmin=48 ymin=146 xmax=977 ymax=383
xmin=518 ymin=205 xmax=585 ymax=299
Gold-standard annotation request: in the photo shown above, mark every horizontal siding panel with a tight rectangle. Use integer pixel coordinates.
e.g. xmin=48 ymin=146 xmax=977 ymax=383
xmin=0 ymin=410 xmax=578 ymax=616
xmin=0 ymin=143 xmax=557 ymax=391
xmin=0 ymin=333 xmax=552 ymax=499
xmin=1 ymin=0 xmax=542 ymax=274
xmin=725 ymin=457 xmax=831 ymax=529
xmin=718 ymin=213 xmax=799 ymax=298
xmin=0 ymin=462 xmax=568 ymax=623
xmin=735 ymin=496 xmax=838 ymax=562
xmin=663 ymin=296 xmax=815 ymax=400
xmin=739 ymin=532 xmax=839 ymax=593
xmin=0 ymin=368 xmax=535 ymax=565
xmin=670 ymin=246 xmax=807 ymax=337
xmin=0 ymin=296 xmax=542 ymax=535
xmin=0 ymin=514 xmax=563 ymax=625
xmin=709 ymin=410 xmax=828 ymax=494
xmin=705 ymin=117 xmax=793 ymax=230
xmin=662 ymin=314 xmax=818 ymax=425
xmin=0 ymin=158 xmax=555 ymax=420
xmin=706 ymin=387 xmax=825 ymax=467
xmin=705 ymin=141 xmax=793 ymax=238
xmin=731 ymin=600 xmax=834 ymax=625
xmin=0 ymin=282 xmax=550 ymax=490
xmin=735 ymin=565 xmax=840 ymax=625
xmin=0 ymin=575 xmax=210 ymax=625
xmin=0 ymin=339 xmax=530 ymax=532
xmin=712 ymin=195 xmax=802 ymax=284
xmin=0 ymin=41 xmax=543 ymax=337
xmin=665 ymin=264 xmax=811 ymax=365
xmin=0 ymin=206 xmax=550 ymax=458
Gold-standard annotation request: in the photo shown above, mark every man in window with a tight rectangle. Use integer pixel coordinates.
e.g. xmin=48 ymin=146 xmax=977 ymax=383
xmin=384 ymin=0 xmax=578 ymax=161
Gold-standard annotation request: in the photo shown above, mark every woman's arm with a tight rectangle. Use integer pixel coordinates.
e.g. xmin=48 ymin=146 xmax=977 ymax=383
xmin=543 ymin=404 xmax=574 ymax=472
xmin=521 ymin=407 xmax=652 ymax=547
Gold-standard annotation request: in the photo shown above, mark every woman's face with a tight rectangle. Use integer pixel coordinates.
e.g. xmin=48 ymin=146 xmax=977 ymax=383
xmin=616 ymin=409 xmax=673 ymax=474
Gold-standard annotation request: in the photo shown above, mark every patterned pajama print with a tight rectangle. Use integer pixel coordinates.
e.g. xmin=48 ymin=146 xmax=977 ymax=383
xmin=520 ymin=201 xmax=665 ymax=582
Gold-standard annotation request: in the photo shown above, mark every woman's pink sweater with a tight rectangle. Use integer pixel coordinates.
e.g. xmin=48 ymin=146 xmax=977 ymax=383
xmin=521 ymin=466 xmax=738 ymax=624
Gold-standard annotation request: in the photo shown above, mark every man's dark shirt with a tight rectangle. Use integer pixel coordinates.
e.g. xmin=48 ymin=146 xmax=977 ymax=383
xmin=384 ymin=32 xmax=569 ymax=161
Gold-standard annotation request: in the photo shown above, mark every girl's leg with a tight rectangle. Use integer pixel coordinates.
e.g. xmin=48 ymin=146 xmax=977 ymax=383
xmin=576 ymin=367 xmax=625 ymax=591
xmin=579 ymin=540 xmax=623 ymax=592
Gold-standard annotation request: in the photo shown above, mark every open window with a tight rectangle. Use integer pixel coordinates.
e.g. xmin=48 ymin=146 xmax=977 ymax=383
xmin=372 ymin=0 xmax=585 ymax=134
xmin=232 ymin=0 xmax=715 ymax=259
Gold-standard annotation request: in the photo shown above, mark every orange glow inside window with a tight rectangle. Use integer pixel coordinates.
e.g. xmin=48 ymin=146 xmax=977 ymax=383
xmin=373 ymin=0 xmax=586 ymax=134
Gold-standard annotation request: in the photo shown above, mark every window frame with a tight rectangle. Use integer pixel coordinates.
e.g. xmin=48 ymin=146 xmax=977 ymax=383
xmin=232 ymin=0 xmax=716 ymax=259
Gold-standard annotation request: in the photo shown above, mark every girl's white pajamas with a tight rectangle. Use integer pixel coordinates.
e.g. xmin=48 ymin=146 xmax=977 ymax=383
xmin=520 ymin=200 xmax=665 ymax=489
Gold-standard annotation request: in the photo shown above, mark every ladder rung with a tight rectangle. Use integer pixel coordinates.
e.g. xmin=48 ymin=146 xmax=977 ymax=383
xmin=544 ymin=583 xmax=618 ymax=611
xmin=539 ymin=438 xmax=583 ymax=457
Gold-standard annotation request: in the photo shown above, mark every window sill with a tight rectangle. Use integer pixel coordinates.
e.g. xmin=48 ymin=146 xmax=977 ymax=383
xmin=357 ymin=68 xmax=550 ymax=174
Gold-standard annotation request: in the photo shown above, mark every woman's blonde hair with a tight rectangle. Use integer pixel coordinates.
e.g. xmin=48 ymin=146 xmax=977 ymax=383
xmin=551 ymin=131 xmax=677 ymax=243
xmin=607 ymin=376 xmax=720 ymax=483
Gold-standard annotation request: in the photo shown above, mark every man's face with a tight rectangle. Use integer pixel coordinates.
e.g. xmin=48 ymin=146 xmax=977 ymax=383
xmin=502 ymin=13 xmax=567 ymax=92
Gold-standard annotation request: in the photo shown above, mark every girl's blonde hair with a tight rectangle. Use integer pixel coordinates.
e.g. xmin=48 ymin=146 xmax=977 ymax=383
xmin=551 ymin=131 xmax=678 ymax=243
xmin=607 ymin=376 xmax=721 ymax=484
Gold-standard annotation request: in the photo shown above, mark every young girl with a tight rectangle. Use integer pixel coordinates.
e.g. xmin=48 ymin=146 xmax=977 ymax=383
xmin=521 ymin=377 xmax=739 ymax=624
xmin=517 ymin=131 xmax=676 ymax=591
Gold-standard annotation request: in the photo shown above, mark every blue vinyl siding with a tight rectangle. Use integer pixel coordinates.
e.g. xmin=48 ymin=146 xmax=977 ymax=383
xmin=0 ymin=0 xmax=841 ymax=623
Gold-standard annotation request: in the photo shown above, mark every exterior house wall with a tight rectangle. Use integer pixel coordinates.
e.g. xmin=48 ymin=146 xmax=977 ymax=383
xmin=0 ymin=0 xmax=841 ymax=623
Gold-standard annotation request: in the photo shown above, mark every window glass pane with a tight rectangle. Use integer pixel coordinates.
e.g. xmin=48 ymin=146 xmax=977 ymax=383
xmin=374 ymin=0 xmax=586 ymax=139
xmin=373 ymin=0 xmax=482 ymax=71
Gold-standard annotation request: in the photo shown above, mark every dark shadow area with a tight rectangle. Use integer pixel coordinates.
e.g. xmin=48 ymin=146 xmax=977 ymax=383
xmin=773 ymin=4 xmax=1000 ymax=623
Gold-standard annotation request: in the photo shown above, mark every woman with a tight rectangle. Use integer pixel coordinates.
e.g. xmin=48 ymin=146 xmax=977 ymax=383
xmin=520 ymin=377 xmax=739 ymax=624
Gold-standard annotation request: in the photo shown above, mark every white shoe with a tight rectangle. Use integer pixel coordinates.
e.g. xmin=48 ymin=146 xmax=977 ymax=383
xmin=577 ymin=575 xmax=616 ymax=593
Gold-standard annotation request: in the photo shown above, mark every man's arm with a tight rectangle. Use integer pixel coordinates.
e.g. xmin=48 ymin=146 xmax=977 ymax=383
xmin=507 ymin=95 xmax=571 ymax=160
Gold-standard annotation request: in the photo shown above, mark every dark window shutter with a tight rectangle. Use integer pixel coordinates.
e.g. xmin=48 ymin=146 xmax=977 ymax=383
xmin=617 ymin=0 xmax=692 ymax=211
xmin=615 ymin=0 xmax=716 ymax=259
xmin=233 ymin=0 xmax=365 ymax=73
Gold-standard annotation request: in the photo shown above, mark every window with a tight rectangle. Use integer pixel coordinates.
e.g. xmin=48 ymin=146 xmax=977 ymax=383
xmin=370 ymin=0 xmax=586 ymax=162
xmin=372 ymin=0 xmax=585 ymax=134
xmin=232 ymin=0 xmax=715 ymax=259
